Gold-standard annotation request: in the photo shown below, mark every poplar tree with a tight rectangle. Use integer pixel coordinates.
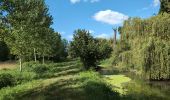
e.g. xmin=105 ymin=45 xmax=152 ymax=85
xmin=6 ymin=0 xmax=53 ymax=71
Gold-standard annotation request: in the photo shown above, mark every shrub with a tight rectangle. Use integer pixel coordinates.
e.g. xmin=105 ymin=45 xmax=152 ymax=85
xmin=0 ymin=73 xmax=15 ymax=89
xmin=23 ymin=61 xmax=40 ymax=71
xmin=13 ymin=71 xmax=36 ymax=84
xmin=23 ymin=62 xmax=49 ymax=74
xmin=32 ymin=64 xmax=53 ymax=78
xmin=33 ymin=64 xmax=49 ymax=74
xmin=23 ymin=62 xmax=52 ymax=79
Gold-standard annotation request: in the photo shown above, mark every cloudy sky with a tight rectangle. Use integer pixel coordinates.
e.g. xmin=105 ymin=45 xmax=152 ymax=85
xmin=45 ymin=0 xmax=160 ymax=40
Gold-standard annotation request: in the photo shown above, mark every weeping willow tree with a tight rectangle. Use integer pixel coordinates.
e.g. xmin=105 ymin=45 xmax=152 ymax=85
xmin=114 ymin=13 xmax=170 ymax=80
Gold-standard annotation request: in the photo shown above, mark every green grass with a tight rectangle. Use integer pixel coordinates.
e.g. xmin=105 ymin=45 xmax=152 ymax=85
xmin=0 ymin=59 xmax=169 ymax=100
xmin=99 ymin=58 xmax=113 ymax=68
xmin=0 ymin=60 xmax=121 ymax=100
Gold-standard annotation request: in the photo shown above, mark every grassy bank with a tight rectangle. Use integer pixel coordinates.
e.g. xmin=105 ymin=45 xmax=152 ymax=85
xmin=0 ymin=60 xmax=120 ymax=100
xmin=0 ymin=59 xmax=169 ymax=100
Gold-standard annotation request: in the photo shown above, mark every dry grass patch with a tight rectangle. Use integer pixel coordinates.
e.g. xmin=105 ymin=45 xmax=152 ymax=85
xmin=0 ymin=61 xmax=17 ymax=70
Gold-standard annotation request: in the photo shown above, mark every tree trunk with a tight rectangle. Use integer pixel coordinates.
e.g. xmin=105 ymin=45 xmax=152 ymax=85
xmin=19 ymin=57 xmax=22 ymax=72
xmin=168 ymin=66 xmax=170 ymax=80
xmin=114 ymin=30 xmax=117 ymax=46
xmin=149 ymin=69 xmax=151 ymax=80
xmin=113 ymin=28 xmax=117 ymax=48
xmin=42 ymin=55 xmax=45 ymax=64
xmin=34 ymin=48 xmax=37 ymax=62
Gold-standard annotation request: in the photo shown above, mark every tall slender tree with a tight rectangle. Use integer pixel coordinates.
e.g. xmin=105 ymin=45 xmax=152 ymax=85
xmin=6 ymin=0 xmax=53 ymax=71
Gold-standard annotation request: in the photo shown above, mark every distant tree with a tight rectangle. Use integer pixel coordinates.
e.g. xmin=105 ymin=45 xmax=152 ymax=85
xmin=38 ymin=29 xmax=56 ymax=64
xmin=29 ymin=0 xmax=53 ymax=62
xmin=70 ymin=29 xmax=112 ymax=70
xmin=95 ymin=38 xmax=112 ymax=59
xmin=45 ymin=32 xmax=64 ymax=62
xmin=59 ymin=39 xmax=68 ymax=59
xmin=68 ymin=42 xmax=78 ymax=58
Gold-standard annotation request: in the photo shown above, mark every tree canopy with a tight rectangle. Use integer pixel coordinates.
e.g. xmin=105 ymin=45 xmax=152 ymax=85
xmin=70 ymin=29 xmax=112 ymax=69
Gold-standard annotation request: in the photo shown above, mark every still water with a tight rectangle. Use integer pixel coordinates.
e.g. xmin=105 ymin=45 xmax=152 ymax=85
xmin=101 ymin=70 xmax=170 ymax=100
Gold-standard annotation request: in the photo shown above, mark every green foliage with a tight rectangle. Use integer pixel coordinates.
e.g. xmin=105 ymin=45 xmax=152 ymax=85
xmin=112 ymin=13 xmax=170 ymax=80
xmin=159 ymin=0 xmax=170 ymax=14
xmin=123 ymin=80 xmax=170 ymax=100
xmin=0 ymin=73 xmax=15 ymax=89
xmin=1 ymin=0 xmax=68 ymax=64
xmin=70 ymin=29 xmax=97 ymax=69
xmin=51 ymin=36 xmax=68 ymax=61
xmin=96 ymin=38 xmax=113 ymax=59
xmin=70 ymin=29 xmax=112 ymax=69
xmin=143 ymin=37 xmax=170 ymax=80
xmin=0 ymin=80 xmax=43 ymax=100
xmin=32 ymin=64 xmax=49 ymax=74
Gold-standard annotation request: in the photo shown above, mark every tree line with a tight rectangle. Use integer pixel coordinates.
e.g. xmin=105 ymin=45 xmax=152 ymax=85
xmin=0 ymin=0 xmax=112 ymax=71
xmin=0 ymin=0 xmax=68 ymax=71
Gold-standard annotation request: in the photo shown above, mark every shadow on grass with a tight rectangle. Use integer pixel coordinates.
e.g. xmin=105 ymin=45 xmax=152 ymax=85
xmin=3 ymin=60 xmax=168 ymax=100
xmin=34 ymin=62 xmax=83 ymax=80
xmin=16 ymin=77 xmax=121 ymax=100
xmin=19 ymin=78 xmax=165 ymax=100
xmin=11 ymin=75 xmax=168 ymax=100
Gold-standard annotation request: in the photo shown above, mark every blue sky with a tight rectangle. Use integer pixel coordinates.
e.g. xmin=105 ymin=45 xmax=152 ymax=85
xmin=45 ymin=0 xmax=160 ymax=40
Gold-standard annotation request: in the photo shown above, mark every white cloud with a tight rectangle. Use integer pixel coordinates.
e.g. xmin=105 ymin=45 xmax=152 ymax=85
xmin=70 ymin=0 xmax=99 ymax=4
xmin=95 ymin=33 xmax=109 ymax=38
xmin=89 ymin=30 xmax=95 ymax=34
xmin=153 ymin=0 xmax=160 ymax=7
xmin=70 ymin=0 xmax=80 ymax=4
xmin=93 ymin=10 xmax=129 ymax=25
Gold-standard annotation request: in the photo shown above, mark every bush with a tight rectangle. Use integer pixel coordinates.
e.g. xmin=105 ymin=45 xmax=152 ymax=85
xmin=0 ymin=73 xmax=15 ymax=89
xmin=23 ymin=62 xmax=49 ymax=75
xmin=33 ymin=64 xmax=49 ymax=74
xmin=23 ymin=61 xmax=40 ymax=71
xmin=23 ymin=62 xmax=52 ymax=79
xmin=13 ymin=71 xmax=36 ymax=84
